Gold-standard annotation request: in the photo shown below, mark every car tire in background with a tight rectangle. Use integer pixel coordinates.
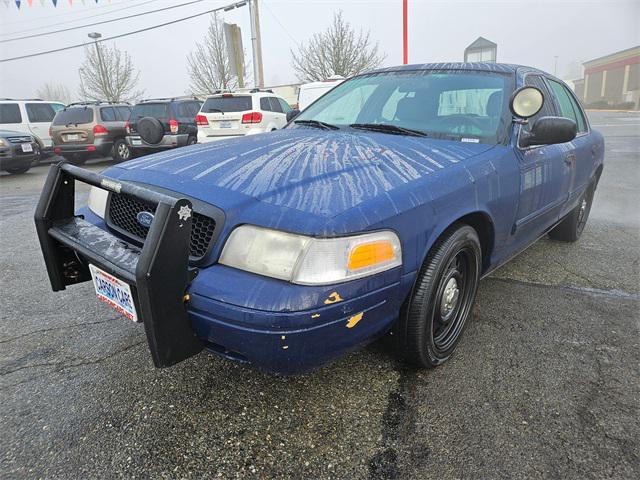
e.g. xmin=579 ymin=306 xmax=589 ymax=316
xmin=4 ymin=166 xmax=31 ymax=174
xmin=398 ymin=224 xmax=481 ymax=368
xmin=549 ymin=181 xmax=596 ymax=242
xmin=113 ymin=138 xmax=132 ymax=162
xmin=187 ymin=136 xmax=197 ymax=145
xmin=137 ymin=117 xmax=164 ymax=144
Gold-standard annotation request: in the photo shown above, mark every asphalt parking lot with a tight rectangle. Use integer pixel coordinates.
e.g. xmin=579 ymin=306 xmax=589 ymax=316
xmin=1 ymin=111 xmax=639 ymax=479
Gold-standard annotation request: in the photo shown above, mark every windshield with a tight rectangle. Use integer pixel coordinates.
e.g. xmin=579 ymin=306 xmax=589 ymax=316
xmin=131 ymin=103 xmax=169 ymax=120
xmin=202 ymin=96 xmax=252 ymax=113
xmin=292 ymin=70 xmax=511 ymax=144
xmin=52 ymin=107 xmax=94 ymax=125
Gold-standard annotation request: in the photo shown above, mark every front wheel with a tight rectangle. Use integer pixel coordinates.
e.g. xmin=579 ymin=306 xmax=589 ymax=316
xmin=399 ymin=225 xmax=481 ymax=368
xmin=549 ymin=182 xmax=595 ymax=242
xmin=112 ymin=138 xmax=132 ymax=162
xmin=4 ymin=165 xmax=31 ymax=174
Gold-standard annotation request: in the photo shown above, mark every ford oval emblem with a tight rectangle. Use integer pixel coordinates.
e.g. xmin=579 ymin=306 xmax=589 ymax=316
xmin=136 ymin=211 xmax=154 ymax=228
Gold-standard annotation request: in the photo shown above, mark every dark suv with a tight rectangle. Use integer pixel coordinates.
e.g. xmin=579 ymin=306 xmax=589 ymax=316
xmin=126 ymin=98 xmax=201 ymax=155
xmin=50 ymin=102 xmax=132 ymax=165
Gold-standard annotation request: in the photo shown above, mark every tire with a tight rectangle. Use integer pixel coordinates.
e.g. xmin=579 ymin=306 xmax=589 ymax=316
xmin=137 ymin=117 xmax=164 ymax=144
xmin=5 ymin=165 xmax=31 ymax=174
xmin=187 ymin=136 xmax=197 ymax=145
xmin=399 ymin=225 xmax=481 ymax=368
xmin=112 ymin=138 xmax=132 ymax=162
xmin=549 ymin=181 xmax=596 ymax=242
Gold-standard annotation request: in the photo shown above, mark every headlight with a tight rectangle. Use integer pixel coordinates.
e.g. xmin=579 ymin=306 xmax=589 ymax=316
xmin=219 ymin=225 xmax=402 ymax=285
xmin=88 ymin=186 xmax=109 ymax=218
xmin=0 ymin=138 xmax=6 ymax=147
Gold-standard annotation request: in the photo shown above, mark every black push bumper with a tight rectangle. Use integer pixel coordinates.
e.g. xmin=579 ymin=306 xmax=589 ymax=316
xmin=34 ymin=162 xmax=203 ymax=367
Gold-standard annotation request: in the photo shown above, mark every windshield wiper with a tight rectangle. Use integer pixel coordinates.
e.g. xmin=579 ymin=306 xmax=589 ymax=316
xmin=349 ymin=123 xmax=429 ymax=137
xmin=293 ymin=119 xmax=339 ymax=130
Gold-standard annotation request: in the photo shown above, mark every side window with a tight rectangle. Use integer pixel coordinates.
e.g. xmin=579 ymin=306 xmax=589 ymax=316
xmin=26 ymin=103 xmax=56 ymax=123
xmin=277 ymin=98 xmax=292 ymax=113
xmin=191 ymin=102 xmax=202 ymax=116
xmin=0 ymin=104 xmax=22 ymax=123
xmin=548 ymin=79 xmax=587 ymax=133
xmin=100 ymin=107 xmax=117 ymax=121
xmin=260 ymin=97 xmax=272 ymax=111
xmin=116 ymin=106 xmax=131 ymax=121
xmin=523 ymin=75 xmax=555 ymax=132
xmin=269 ymin=97 xmax=283 ymax=113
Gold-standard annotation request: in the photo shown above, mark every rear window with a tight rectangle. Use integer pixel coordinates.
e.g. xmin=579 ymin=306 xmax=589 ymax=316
xmin=131 ymin=103 xmax=169 ymax=120
xmin=202 ymin=96 xmax=252 ymax=113
xmin=0 ymin=103 xmax=22 ymax=124
xmin=26 ymin=103 xmax=56 ymax=122
xmin=52 ymin=107 xmax=94 ymax=125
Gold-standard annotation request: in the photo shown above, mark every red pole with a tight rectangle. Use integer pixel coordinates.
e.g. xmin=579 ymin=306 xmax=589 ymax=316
xmin=402 ymin=0 xmax=408 ymax=64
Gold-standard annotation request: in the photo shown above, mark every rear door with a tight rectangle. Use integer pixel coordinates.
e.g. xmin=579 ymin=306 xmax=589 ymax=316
xmin=546 ymin=79 xmax=592 ymax=209
xmin=0 ymin=103 xmax=24 ymax=134
xmin=99 ymin=107 xmax=121 ymax=142
xmin=25 ymin=103 xmax=57 ymax=147
xmin=50 ymin=107 xmax=95 ymax=146
xmin=268 ymin=96 xmax=287 ymax=128
xmin=200 ymin=95 xmax=252 ymax=137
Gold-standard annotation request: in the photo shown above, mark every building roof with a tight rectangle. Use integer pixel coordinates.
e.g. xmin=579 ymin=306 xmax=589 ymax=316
xmin=583 ymin=45 xmax=640 ymax=68
xmin=465 ymin=37 xmax=497 ymax=50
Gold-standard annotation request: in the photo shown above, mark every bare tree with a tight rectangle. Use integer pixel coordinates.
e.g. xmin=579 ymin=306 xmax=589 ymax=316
xmin=36 ymin=83 xmax=72 ymax=104
xmin=78 ymin=43 xmax=143 ymax=102
xmin=187 ymin=15 xmax=247 ymax=95
xmin=291 ymin=11 xmax=385 ymax=82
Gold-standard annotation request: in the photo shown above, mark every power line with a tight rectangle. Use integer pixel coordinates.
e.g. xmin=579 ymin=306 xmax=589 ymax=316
xmin=0 ymin=3 xmax=245 ymax=63
xmin=1 ymin=0 xmax=152 ymax=29
xmin=261 ymin=0 xmax=299 ymax=47
xmin=0 ymin=0 xmax=208 ymax=43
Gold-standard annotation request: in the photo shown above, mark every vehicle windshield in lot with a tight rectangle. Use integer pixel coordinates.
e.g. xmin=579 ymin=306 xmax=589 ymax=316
xmin=131 ymin=103 xmax=169 ymax=120
xmin=52 ymin=107 xmax=94 ymax=125
xmin=202 ymin=96 xmax=252 ymax=113
xmin=293 ymin=70 xmax=511 ymax=144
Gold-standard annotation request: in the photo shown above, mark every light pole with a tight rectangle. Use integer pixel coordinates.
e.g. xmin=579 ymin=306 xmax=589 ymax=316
xmin=88 ymin=32 xmax=107 ymax=101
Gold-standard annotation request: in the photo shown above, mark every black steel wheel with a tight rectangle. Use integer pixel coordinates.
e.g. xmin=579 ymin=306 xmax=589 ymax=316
xmin=399 ymin=224 xmax=481 ymax=368
xmin=549 ymin=181 xmax=596 ymax=242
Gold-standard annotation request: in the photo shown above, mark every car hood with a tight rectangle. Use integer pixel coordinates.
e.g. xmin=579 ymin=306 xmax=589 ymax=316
xmin=106 ymin=129 xmax=494 ymax=229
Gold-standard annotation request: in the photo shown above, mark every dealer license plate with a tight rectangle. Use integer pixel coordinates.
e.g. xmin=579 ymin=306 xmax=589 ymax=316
xmin=219 ymin=121 xmax=232 ymax=129
xmin=66 ymin=134 xmax=79 ymax=141
xmin=89 ymin=264 xmax=139 ymax=322
xmin=131 ymin=138 xmax=142 ymax=146
xmin=21 ymin=143 xmax=33 ymax=153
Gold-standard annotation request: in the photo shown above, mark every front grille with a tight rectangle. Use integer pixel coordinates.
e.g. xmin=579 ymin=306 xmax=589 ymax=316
xmin=7 ymin=136 xmax=32 ymax=144
xmin=107 ymin=193 xmax=216 ymax=259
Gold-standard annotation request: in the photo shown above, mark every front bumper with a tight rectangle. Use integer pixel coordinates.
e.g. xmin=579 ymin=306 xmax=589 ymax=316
xmin=126 ymin=134 xmax=189 ymax=150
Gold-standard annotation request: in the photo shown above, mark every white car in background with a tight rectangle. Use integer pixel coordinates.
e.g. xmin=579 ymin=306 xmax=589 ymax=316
xmin=196 ymin=89 xmax=293 ymax=143
xmin=297 ymin=75 xmax=345 ymax=110
xmin=0 ymin=99 xmax=65 ymax=155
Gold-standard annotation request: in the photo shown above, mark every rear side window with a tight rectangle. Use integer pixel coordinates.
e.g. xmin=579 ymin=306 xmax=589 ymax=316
xmin=277 ymin=98 xmax=293 ymax=113
xmin=260 ymin=97 xmax=272 ymax=111
xmin=116 ymin=106 xmax=131 ymax=121
xmin=202 ymin=96 xmax=252 ymax=113
xmin=269 ymin=97 xmax=283 ymax=113
xmin=52 ymin=107 xmax=94 ymax=125
xmin=0 ymin=103 xmax=22 ymax=123
xmin=100 ymin=107 xmax=117 ymax=121
xmin=176 ymin=102 xmax=200 ymax=118
xmin=547 ymin=79 xmax=587 ymax=133
xmin=131 ymin=103 xmax=169 ymax=120
xmin=26 ymin=103 xmax=56 ymax=122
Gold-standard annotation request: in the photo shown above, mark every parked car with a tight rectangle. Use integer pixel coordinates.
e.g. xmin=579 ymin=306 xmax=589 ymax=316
xmin=35 ymin=63 xmax=603 ymax=375
xmin=126 ymin=98 xmax=201 ymax=155
xmin=0 ymin=99 xmax=65 ymax=155
xmin=50 ymin=102 xmax=132 ymax=165
xmin=0 ymin=129 xmax=40 ymax=174
xmin=196 ymin=89 xmax=293 ymax=143
xmin=297 ymin=75 xmax=345 ymax=110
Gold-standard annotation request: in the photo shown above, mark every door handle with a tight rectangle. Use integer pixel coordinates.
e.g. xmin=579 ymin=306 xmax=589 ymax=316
xmin=564 ymin=153 xmax=576 ymax=165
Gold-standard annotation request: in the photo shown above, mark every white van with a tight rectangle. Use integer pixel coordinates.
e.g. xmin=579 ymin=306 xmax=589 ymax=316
xmin=297 ymin=76 xmax=345 ymax=111
xmin=0 ymin=99 xmax=65 ymax=154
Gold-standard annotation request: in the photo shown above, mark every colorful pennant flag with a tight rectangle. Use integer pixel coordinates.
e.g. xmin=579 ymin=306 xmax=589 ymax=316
xmin=26 ymin=0 xmax=32 ymax=7
xmin=15 ymin=0 xmax=20 ymax=9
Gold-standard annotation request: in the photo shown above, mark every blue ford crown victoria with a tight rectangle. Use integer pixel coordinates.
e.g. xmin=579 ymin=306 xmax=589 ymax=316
xmin=35 ymin=63 xmax=603 ymax=374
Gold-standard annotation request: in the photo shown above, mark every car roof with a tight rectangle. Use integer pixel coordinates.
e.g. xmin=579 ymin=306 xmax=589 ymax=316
xmin=369 ymin=62 xmax=548 ymax=76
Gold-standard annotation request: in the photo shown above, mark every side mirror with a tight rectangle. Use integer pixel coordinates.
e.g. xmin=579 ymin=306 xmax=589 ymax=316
xmin=286 ymin=109 xmax=300 ymax=122
xmin=510 ymin=86 xmax=544 ymax=119
xmin=520 ymin=116 xmax=577 ymax=147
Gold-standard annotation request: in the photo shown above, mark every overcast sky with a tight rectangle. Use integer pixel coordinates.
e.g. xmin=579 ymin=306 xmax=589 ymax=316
xmin=1 ymin=0 xmax=639 ymax=100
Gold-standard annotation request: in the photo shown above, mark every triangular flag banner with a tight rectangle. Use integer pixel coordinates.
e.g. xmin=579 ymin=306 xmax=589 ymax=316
xmin=15 ymin=0 xmax=20 ymax=10
xmin=40 ymin=0 xmax=45 ymax=5
xmin=52 ymin=0 xmax=57 ymax=6
xmin=3 ymin=0 xmax=10 ymax=8
xmin=26 ymin=0 xmax=32 ymax=7
xmin=68 ymin=0 xmax=72 ymax=6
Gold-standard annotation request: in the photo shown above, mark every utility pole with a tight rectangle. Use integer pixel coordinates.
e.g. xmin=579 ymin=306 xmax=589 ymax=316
xmin=88 ymin=32 xmax=108 ymax=100
xmin=248 ymin=0 xmax=264 ymax=87
xmin=402 ymin=0 xmax=408 ymax=64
